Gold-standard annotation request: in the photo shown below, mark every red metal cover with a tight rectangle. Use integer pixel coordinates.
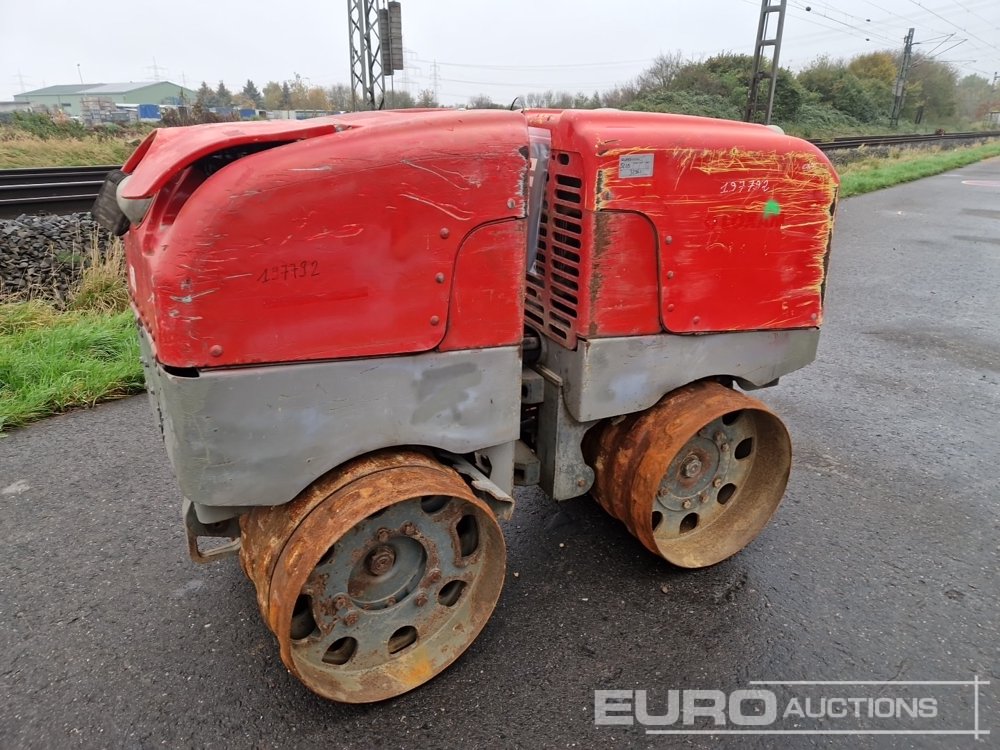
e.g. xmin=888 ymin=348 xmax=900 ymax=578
xmin=526 ymin=109 xmax=838 ymax=338
xmin=121 ymin=118 xmax=341 ymax=197
xmin=124 ymin=109 xmax=529 ymax=368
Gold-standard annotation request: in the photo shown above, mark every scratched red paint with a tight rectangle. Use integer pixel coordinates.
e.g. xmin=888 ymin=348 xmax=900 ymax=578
xmin=526 ymin=109 xmax=839 ymax=339
xmin=125 ymin=108 xmax=837 ymax=369
xmin=439 ymin=220 xmax=526 ymax=352
xmin=124 ymin=110 xmax=529 ymax=368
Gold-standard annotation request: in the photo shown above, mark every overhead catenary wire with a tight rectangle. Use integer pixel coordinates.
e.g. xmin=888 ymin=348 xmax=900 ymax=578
xmin=906 ymin=0 xmax=1000 ymax=55
xmin=785 ymin=0 xmax=902 ymax=45
xmin=784 ymin=1 xmax=997 ymax=78
xmin=413 ymin=0 xmax=999 ymax=102
xmin=411 ymin=57 xmax=656 ymax=71
xmin=950 ymin=0 xmax=1000 ymax=30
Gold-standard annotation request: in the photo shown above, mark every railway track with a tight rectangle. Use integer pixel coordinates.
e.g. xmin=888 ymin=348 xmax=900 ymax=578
xmin=0 ymin=165 xmax=118 ymax=219
xmin=1 ymin=130 xmax=998 ymax=219
xmin=807 ymin=130 xmax=1000 ymax=151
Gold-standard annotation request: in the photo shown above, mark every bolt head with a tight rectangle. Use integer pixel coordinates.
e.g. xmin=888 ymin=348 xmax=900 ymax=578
xmin=368 ymin=545 xmax=396 ymax=576
xmin=682 ymin=499 xmax=693 ymax=509
xmin=435 ymin=272 xmax=445 ymax=283
xmin=439 ymin=227 xmax=450 ymax=239
xmin=414 ymin=593 xmax=428 ymax=607
xmin=376 ymin=528 xmax=391 ymax=542
xmin=430 ymin=315 xmax=440 ymax=326
xmin=209 ymin=345 xmax=223 ymax=357
xmin=713 ymin=478 xmax=723 ymax=488
xmin=699 ymin=492 xmax=709 ymax=503
xmin=681 ymin=455 xmax=703 ymax=478
xmin=402 ymin=522 xmax=417 ymax=536
xmin=344 ymin=612 xmax=359 ymax=626
xmin=333 ymin=595 xmax=349 ymax=610
xmin=428 ymin=568 xmax=441 ymax=583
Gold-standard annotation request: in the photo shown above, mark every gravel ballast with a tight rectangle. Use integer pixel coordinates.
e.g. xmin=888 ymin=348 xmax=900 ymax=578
xmin=0 ymin=212 xmax=110 ymax=302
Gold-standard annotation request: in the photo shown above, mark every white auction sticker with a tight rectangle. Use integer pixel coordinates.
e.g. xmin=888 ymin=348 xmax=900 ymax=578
xmin=618 ymin=153 xmax=654 ymax=178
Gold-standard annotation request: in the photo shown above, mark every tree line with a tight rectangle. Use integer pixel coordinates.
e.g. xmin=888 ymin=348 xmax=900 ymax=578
xmin=192 ymin=74 xmax=438 ymax=112
xmin=192 ymin=52 xmax=997 ymax=134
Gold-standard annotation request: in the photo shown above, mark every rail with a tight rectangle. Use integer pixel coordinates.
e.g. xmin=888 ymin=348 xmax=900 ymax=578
xmin=1 ymin=130 xmax=999 ymax=218
xmin=0 ymin=165 xmax=118 ymax=219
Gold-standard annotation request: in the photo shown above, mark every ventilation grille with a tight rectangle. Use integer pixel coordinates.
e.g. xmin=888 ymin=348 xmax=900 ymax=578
xmin=525 ymin=154 xmax=584 ymax=347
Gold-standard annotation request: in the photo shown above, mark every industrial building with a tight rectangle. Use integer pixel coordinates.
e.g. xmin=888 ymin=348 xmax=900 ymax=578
xmin=13 ymin=81 xmax=196 ymax=119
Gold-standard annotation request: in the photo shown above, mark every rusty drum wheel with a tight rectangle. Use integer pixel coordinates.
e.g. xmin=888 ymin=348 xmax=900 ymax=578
xmin=585 ymin=381 xmax=791 ymax=569
xmin=239 ymin=450 xmax=506 ymax=703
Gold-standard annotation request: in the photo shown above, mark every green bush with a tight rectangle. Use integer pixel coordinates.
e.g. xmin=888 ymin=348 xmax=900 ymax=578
xmin=626 ymin=90 xmax=742 ymax=120
xmin=7 ymin=112 xmax=88 ymax=139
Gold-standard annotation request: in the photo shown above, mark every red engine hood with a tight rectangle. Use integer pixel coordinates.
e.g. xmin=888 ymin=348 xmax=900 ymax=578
xmin=120 ymin=118 xmax=342 ymax=199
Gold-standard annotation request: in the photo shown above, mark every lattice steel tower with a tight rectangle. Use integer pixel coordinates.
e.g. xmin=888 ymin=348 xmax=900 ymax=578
xmin=889 ymin=28 xmax=915 ymax=128
xmin=745 ymin=0 xmax=787 ymax=125
xmin=348 ymin=0 xmax=403 ymax=111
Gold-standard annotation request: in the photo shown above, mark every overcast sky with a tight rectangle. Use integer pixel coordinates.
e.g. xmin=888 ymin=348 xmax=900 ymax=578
xmin=2 ymin=0 xmax=998 ymax=104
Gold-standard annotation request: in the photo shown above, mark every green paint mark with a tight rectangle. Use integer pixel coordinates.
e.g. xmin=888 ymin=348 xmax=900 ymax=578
xmin=763 ymin=198 xmax=781 ymax=218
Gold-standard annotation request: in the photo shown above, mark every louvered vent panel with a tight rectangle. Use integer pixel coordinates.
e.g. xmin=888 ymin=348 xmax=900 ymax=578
xmin=525 ymin=153 xmax=585 ymax=348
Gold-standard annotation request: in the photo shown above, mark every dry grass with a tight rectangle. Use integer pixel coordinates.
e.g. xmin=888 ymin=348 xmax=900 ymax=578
xmin=0 ymin=299 xmax=61 ymax=335
xmin=0 ymin=133 xmax=134 ymax=168
xmin=68 ymin=233 xmax=130 ymax=313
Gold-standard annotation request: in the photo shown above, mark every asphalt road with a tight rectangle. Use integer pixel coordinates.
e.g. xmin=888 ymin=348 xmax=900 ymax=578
xmin=2 ymin=159 xmax=998 ymax=749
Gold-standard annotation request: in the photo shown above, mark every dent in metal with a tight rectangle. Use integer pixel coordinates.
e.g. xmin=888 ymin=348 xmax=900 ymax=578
xmin=473 ymin=441 xmax=516 ymax=496
xmin=439 ymin=451 xmax=515 ymax=521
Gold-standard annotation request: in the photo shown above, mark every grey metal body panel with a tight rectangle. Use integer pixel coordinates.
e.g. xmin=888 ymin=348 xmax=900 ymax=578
xmin=138 ymin=328 xmax=521 ymax=508
xmin=476 ymin=441 xmax=515 ymax=496
xmin=535 ymin=366 xmax=597 ymax=501
xmin=538 ymin=329 xmax=819 ymax=423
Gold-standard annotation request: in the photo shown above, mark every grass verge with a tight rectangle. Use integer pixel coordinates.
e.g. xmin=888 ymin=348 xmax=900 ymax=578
xmin=0 ymin=237 xmax=142 ymax=433
xmin=1 ymin=138 xmax=998 ymax=432
xmin=0 ymin=306 xmax=143 ymax=432
xmin=838 ymin=141 xmax=1000 ymax=198
xmin=0 ymin=135 xmax=134 ymax=168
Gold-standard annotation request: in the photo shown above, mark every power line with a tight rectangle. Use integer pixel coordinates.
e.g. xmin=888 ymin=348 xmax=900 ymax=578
xmin=412 ymin=57 xmax=655 ymax=71
xmin=854 ymin=0 xmax=957 ymax=36
xmin=786 ymin=0 xmax=900 ymax=44
xmin=906 ymin=0 xmax=1000 ymax=55
xmin=744 ymin=0 xmax=900 ymax=48
xmin=798 ymin=0 xmax=1000 ymax=74
xmin=436 ymin=76 xmax=634 ymax=88
xmin=921 ymin=32 xmax=958 ymax=57
xmin=950 ymin=0 xmax=1000 ymax=30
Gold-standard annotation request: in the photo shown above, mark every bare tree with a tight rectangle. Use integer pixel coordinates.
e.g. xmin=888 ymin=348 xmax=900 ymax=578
xmin=637 ymin=52 xmax=686 ymax=93
xmin=416 ymin=89 xmax=439 ymax=108
xmin=468 ymin=94 xmax=498 ymax=109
